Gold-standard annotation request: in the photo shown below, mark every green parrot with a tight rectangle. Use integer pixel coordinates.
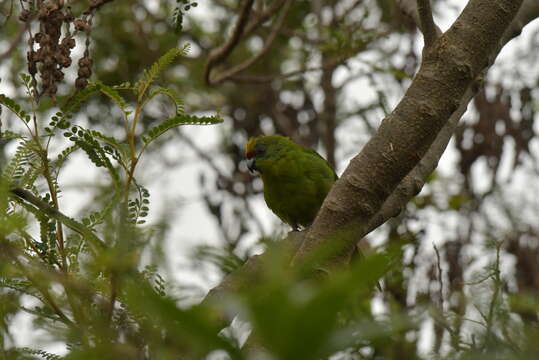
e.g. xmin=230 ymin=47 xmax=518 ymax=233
xmin=245 ymin=135 xmax=337 ymax=231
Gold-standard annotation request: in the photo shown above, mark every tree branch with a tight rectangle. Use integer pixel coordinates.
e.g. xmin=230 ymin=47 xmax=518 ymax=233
xmin=199 ymin=0 xmax=539 ymax=321
xmin=397 ymin=0 xmax=442 ymax=39
xmin=9 ymin=188 xmax=106 ymax=252
xmin=204 ymin=0 xmax=255 ymax=84
xmin=361 ymin=0 xmax=539 ymax=243
xmin=207 ymin=0 xmax=292 ymax=85
xmin=416 ymin=0 xmax=438 ymax=48
xmin=292 ymin=0 xmax=525 ymax=270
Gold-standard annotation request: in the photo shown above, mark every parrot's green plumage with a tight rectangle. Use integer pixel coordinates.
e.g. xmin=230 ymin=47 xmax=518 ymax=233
xmin=245 ymin=135 xmax=337 ymax=231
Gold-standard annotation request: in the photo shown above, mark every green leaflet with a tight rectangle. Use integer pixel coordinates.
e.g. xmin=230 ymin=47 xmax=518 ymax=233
xmin=142 ymin=113 xmax=223 ymax=144
xmin=0 ymin=93 xmax=31 ymax=123
xmin=135 ymin=45 xmax=190 ymax=101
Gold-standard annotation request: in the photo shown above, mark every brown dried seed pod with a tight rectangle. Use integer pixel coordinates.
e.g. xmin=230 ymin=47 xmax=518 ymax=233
xmin=46 ymin=83 xmax=58 ymax=96
xmin=40 ymin=34 xmax=52 ymax=45
xmin=34 ymin=33 xmax=43 ymax=43
xmin=35 ymin=48 xmax=44 ymax=61
xmin=59 ymin=56 xmax=72 ymax=68
xmin=44 ymin=56 xmax=55 ymax=67
xmin=61 ymin=37 xmax=76 ymax=49
xmin=74 ymin=19 xmax=88 ymax=31
xmin=75 ymin=78 xmax=88 ymax=90
xmin=41 ymin=70 xmax=51 ymax=81
xmin=78 ymin=66 xmax=91 ymax=78
xmin=78 ymin=57 xmax=93 ymax=67
xmin=54 ymin=69 xmax=65 ymax=81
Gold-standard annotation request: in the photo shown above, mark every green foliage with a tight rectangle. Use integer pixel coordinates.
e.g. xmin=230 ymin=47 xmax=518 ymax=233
xmin=244 ymin=248 xmax=389 ymax=360
xmin=58 ymin=84 xmax=101 ymax=121
xmin=0 ymin=94 xmax=31 ymax=123
xmin=192 ymin=245 xmax=245 ymax=275
xmin=94 ymin=81 xmax=131 ymax=115
xmin=2 ymin=2 xmax=539 ymax=359
xmin=142 ymin=113 xmax=223 ymax=144
xmin=0 ymin=46 xmax=225 ymax=358
xmin=19 ymin=347 xmax=62 ymax=360
xmin=2 ymin=139 xmax=34 ymax=184
xmin=135 ymin=45 xmax=190 ymax=101
xmin=128 ymin=185 xmax=150 ymax=224
xmin=172 ymin=1 xmax=198 ymax=33
xmin=147 ymin=87 xmax=184 ymax=115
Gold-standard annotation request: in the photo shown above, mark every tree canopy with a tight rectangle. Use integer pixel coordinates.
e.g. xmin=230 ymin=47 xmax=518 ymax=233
xmin=1 ymin=0 xmax=539 ymax=359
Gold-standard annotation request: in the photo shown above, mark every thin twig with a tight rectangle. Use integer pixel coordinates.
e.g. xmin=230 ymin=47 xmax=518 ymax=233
xmin=9 ymin=187 xmax=106 ymax=251
xmin=209 ymin=0 xmax=293 ymax=84
xmin=416 ymin=0 xmax=438 ymax=47
xmin=204 ymin=0 xmax=255 ymax=84
xmin=244 ymin=0 xmax=287 ymax=37
xmin=227 ymin=50 xmax=354 ymax=83
xmin=482 ymin=241 xmax=503 ymax=351
xmin=0 ymin=242 xmax=76 ymax=327
xmin=433 ymin=243 xmax=444 ymax=307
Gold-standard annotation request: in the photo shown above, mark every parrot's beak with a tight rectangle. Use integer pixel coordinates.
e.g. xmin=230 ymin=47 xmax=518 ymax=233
xmin=246 ymin=158 xmax=257 ymax=174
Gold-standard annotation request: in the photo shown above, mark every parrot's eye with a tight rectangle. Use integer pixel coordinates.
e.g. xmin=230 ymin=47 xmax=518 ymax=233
xmin=246 ymin=144 xmax=265 ymax=159
xmin=245 ymin=138 xmax=266 ymax=160
xmin=253 ymin=143 xmax=265 ymax=157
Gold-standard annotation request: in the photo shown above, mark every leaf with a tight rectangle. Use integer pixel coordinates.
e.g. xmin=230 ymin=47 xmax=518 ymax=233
xmin=62 ymin=125 xmax=120 ymax=185
xmin=147 ymin=86 xmax=184 ymax=115
xmin=135 ymin=45 xmax=190 ymax=101
xmin=142 ymin=113 xmax=223 ymax=144
xmin=1 ymin=140 xmax=35 ymax=184
xmin=111 ymin=81 xmax=134 ymax=90
xmin=58 ymin=83 xmax=101 ymax=123
xmin=0 ymin=130 xmax=25 ymax=141
xmin=124 ymin=277 xmax=242 ymax=359
xmin=19 ymin=347 xmax=62 ymax=360
xmin=0 ymin=94 xmax=31 ymax=122
xmin=96 ymin=81 xmax=131 ymax=115
xmin=88 ymin=129 xmax=123 ymax=149
xmin=246 ymin=248 xmax=390 ymax=360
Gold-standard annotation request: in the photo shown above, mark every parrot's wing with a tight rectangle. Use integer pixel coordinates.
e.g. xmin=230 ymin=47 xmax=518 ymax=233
xmin=300 ymin=146 xmax=338 ymax=180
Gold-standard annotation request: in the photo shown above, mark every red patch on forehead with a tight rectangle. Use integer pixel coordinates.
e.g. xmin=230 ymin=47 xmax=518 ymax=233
xmin=245 ymin=137 xmax=258 ymax=158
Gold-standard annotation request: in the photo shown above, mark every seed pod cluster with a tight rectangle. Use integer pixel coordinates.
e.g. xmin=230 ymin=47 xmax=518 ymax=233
xmin=19 ymin=1 xmax=105 ymax=99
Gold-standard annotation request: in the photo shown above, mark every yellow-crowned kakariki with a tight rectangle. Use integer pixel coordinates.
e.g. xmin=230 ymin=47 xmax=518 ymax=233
xmin=245 ymin=135 xmax=337 ymax=231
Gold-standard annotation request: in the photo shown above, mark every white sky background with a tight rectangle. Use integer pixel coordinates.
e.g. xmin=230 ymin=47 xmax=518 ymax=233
xmin=1 ymin=0 xmax=539 ymax=356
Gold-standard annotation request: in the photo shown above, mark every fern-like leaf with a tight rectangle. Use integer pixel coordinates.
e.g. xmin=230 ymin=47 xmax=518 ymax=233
xmin=142 ymin=113 xmax=222 ymax=144
xmin=19 ymin=347 xmax=62 ymax=360
xmin=0 ymin=279 xmax=36 ymax=297
xmin=2 ymin=140 xmax=36 ymax=184
xmin=96 ymin=81 xmax=131 ymax=115
xmin=128 ymin=184 xmax=150 ymax=225
xmin=59 ymin=83 xmax=101 ymax=122
xmin=172 ymin=1 xmax=198 ymax=33
xmin=135 ymin=45 xmax=189 ymax=101
xmin=111 ymin=81 xmax=134 ymax=90
xmin=146 ymin=87 xmax=184 ymax=115
xmin=0 ymin=94 xmax=31 ymax=123
xmin=53 ymin=144 xmax=79 ymax=171
xmin=62 ymin=125 xmax=120 ymax=184
xmin=0 ymin=130 xmax=26 ymax=141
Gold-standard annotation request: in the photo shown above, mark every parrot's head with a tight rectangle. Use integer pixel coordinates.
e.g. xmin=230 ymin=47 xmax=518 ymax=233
xmin=245 ymin=137 xmax=265 ymax=174
xmin=244 ymin=136 xmax=290 ymax=175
